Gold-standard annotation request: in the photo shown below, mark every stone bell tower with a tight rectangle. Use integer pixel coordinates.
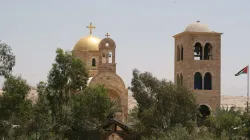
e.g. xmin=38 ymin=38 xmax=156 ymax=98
xmin=98 ymin=33 xmax=116 ymax=73
xmin=173 ymin=21 xmax=222 ymax=115
xmin=89 ymin=33 xmax=128 ymax=123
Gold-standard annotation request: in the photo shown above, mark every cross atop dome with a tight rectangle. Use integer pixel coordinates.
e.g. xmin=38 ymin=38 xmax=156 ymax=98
xmin=86 ymin=22 xmax=96 ymax=35
xmin=105 ymin=32 xmax=110 ymax=38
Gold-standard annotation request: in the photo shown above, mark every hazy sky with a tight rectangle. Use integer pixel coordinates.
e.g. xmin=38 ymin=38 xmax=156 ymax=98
xmin=0 ymin=0 xmax=250 ymax=96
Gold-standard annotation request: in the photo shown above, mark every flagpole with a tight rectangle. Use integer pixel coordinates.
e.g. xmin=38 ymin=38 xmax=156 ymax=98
xmin=247 ymin=65 xmax=249 ymax=112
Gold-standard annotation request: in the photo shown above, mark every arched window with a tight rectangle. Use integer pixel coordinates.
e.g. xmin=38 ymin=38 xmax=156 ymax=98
xmin=181 ymin=47 xmax=184 ymax=60
xmin=177 ymin=45 xmax=180 ymax=61
xmin=108 ymin=52 xmax=113 ymax=63
xmin=92 ymin=58 xmax=96 ymax=66
xmin=204 ymin=43 xmax=212 ymax=60
xmin=204 ymin=72 xmax=212 ymax=90
xmin=194 ymin=42 xmax=203 ymax=60
xmin=180 ymin=73 xmax=183 ymax=85
xmin=194 ymin=72 xmax=202 ymax=89
xmin=177 ymin=74 xmax=180 ymax=85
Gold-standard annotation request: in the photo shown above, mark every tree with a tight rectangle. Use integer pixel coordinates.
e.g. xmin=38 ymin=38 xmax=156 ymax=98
xmin=205 ymin=107 xmax=249 ymax=139
xmin=130 ymin=69 xmax=197 ymax=137
xmin=46 ymin=48 xmax=88 ymax=116
xmin=128 ymin=106 xmax=139 ymax=126
xmin=26 ymin=81 xmax=52 ymax=140
xmin=69 ymin=85 xmax=120 ymax=139
xmin=0 ymin=41 xmax=15 ymax=77
xmin=241 ymin=112 xmax=250 ymax=138
xmin=0 ymin=74 xmax=32 ymax=139
xmin=19 ymin=48 xmax=121 ymax=139
xmin=46 ymin=48 xmax=88 ymax=107
xmin=44 ymin=48 xmax=89 ymax=138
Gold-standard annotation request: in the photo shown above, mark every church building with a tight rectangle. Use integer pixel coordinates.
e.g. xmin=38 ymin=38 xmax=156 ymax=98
xmin=72 ymin=23 xmax=128 ymax=123
xmin=70 ymin=21 xmax=222 ymax=123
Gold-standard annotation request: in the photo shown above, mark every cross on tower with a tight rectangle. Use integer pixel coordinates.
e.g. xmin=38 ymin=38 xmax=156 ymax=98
xmin=86 ymin=22 xmax=96 ymax=35
xmin=105 ymin=32 xmax=110 ymax=38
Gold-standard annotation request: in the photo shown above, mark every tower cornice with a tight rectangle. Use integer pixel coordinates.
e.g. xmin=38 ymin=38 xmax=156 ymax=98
xmin=173 ymin=31 xmax=223 ymax=38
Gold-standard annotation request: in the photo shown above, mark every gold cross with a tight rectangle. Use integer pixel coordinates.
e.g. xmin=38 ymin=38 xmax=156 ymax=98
xmin=86 ymin=22 xmax=96 ymax=35
xmin=105 ymin=32 xmax=110 ymax=38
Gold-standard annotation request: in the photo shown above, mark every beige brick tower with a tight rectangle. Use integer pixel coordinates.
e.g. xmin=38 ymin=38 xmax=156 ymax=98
xmin=173 ymin=21 xmax=222 ymax=115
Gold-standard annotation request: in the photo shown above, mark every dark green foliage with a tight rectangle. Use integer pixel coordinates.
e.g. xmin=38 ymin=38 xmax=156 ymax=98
xmin=130 ymin=69 xmax=197 ymax=137
xmin=0 ymin=41 xmax=15 ymax=76
xmin=68 ymin=85 xmax=120 ymax=139
xmin=46 ymin=48 xmax=88 ymax=108
xmin=0 ymin=75 xmax=32 ymax=139
xmin=205 ymin=107 xmax=250 ymax=139
xmin=25 ymin=81 xmax=52 ymax=139
xmin=72 ymin=85 xmax=118 ymax=131
xmin=242 ymin=112 xmax=250 ymax=138
xmin=129 ymin=69 xmax=250 ymax=139
xmin=0 ymin=48 xmax=120 ymax=139
xmin=43 ymin=48 xmax=90 ymax=138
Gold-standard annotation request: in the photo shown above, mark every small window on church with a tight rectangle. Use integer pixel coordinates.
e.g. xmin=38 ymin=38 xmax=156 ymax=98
xmin=204 ymin=72 xmax=212 ymax=90
xmin=204 ymin=43 xmax=212 ymax=60
xmin=92 ymin=58 xmax=96 ymax=66
xmin=105 ymin=43 xmax=109 ymax=47
xmin=194 ymin=42 xmax=203 ymax=60
xmin=108 ymin=52 xmax=113 ymax=63
xmin=194 ymin=72 xmax=202 ymax=89
xmin=177 ymin=45 xmax=180 ymax=61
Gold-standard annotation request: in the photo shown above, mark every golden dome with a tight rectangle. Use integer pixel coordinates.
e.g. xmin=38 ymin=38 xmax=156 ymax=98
xmin=73 ymin=35 xmax=101 ymax=51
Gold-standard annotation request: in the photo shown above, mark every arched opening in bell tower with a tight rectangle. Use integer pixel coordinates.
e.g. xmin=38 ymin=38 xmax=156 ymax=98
xmin=204 ymin=43 xmax=212 ymax=60
xmin=102 ymin=53 xmax=106 ymax=63
xmin=108 ymin=52 xmax=113 ymax=63
xmin=194 ymin=42 xmax=203 ymax=60
xmin=204 ymin=72 xmax=212 ymax=90
xmin=177 ymin=74 xmax=180 ymax=85
xmin=180 ymin=73 xmax=183 ymax=85
xmin=194 ymin=72 xmax=202 ymax=89
xmin=181 ymin=46 xmax=184 ymax=60
xmin=177 ymin=45 xmax=180 ymax=61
